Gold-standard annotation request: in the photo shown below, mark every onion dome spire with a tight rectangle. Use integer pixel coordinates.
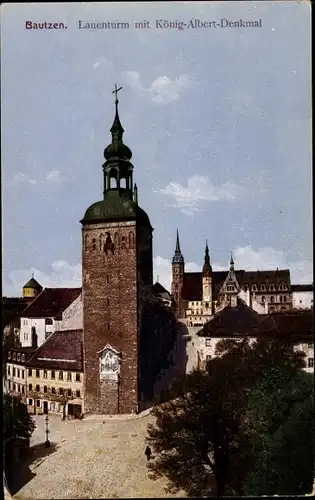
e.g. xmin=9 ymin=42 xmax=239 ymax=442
xmin=172 ymin=229 xmax=184 ymax=265
xmin=202 ymin=240 xmax=212 ymax=275
xmin=104 ymin=84 xmax=132 ymax=161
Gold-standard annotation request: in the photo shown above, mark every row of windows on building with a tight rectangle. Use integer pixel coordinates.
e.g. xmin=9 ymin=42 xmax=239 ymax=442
xmin=27 ymin=399 xmax=63 ymax=410
xmin=8 ymin=352 xmax=26 ymax=362
xmin=29 ymin=369 xmax=81 ymax=381
xmin=22 ymin=318 xmax=54 ymax=326
xmin=8 ymin=366 xmax=81 ymax=382
xmin=8 ymin=381 xmax=25 ymax=393
xmin=203 ymin=356 xmax=314 ymax=367
xmin=28 ymin=384 xmax=81 ymax=398
xmin=87 ymin=232 xmax=135 ymax=252
xmin=8 ymin=367 xmax=25 ymax=378
xmin=243 ymin=283 xmax=288 ymax=292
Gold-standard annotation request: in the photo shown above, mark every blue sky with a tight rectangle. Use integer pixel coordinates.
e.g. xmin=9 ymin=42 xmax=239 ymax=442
xmin=2 ymin=1 xmax=312 ymax=296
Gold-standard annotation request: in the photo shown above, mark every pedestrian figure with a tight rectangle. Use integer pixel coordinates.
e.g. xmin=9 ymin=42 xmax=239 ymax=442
xmin=145 ymin=445 xmax=152 ymax=461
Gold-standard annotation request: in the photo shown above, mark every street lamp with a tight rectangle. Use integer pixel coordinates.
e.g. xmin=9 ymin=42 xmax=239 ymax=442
xmin=44 ymin=415 xmax=50 ymax=448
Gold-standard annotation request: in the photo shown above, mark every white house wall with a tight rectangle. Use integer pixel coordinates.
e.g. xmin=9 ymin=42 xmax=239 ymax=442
xmin=292 ymin=291 xmax=313 ymax=310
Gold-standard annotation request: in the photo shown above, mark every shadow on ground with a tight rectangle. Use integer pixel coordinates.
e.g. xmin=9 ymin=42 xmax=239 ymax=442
xmin=5 ymin=441 xmax=60 ymax=496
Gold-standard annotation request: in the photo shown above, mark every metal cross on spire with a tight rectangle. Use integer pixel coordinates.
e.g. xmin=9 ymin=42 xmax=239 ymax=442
xmin=112 ymin=84 xmax=122 ymax=104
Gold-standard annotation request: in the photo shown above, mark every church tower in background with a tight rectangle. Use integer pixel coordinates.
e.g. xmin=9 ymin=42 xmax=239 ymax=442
xmin=80 ymin=86 xmax=153 ymax=415
xmin=202 ymin=241 xmax=213 ymax=319
xmin=171 ymin=230 xmax=184 ymax=318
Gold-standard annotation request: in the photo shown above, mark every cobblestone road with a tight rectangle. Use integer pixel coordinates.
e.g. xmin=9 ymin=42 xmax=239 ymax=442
xmin=12 ymin=413 xmax=184 ymax=499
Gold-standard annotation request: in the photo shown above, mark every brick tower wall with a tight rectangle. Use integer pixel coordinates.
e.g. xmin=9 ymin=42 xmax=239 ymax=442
xmin=82 ymin=221 xmax=139 ymax=414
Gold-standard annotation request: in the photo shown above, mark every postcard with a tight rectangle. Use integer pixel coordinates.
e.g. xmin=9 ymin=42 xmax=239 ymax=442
xmin=2 ymin=1 xmax=313 ymax=498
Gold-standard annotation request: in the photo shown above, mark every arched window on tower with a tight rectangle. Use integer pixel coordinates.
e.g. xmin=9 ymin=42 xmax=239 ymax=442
xmin=85 ymin=235 xmax=89 ymax=251
xmin=121 ymin=236 xmax=127 ymax=250
xmin=100 ymin=233 xmax=104 ymax=250
xmin=109 ymin=168 xmax=118 ymax=189
xmin=92 ymin=238 xmax=96 ymax=251
xmin=120 ymin=178 xmax=127 ymax=189
xmin=104 ymin=233 xmax=115 ymax=254
xmin=129 ymin=232 xmax=134 ymax=249
xmin=114 ymin=232 xmax=119 ymax=249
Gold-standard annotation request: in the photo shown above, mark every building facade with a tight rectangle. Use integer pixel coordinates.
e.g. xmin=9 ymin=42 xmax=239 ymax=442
xmin=291 ymin=284 xmax=314 ymax=310
xmin=171 ymin=233 xmax=293 ymax=325
xmin=19 ymin=288 xmax=81 ymax=348
xmin=26 ymin=329 xmax=84 ymax=418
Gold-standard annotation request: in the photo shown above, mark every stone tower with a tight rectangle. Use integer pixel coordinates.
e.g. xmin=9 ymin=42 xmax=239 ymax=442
xmin=80 ymin=87 xmax=153 ymax=415
xmin=171 ymin=229 xmax=184 ymax=318
xmin=202 ymin=241 xmax=213 ymax=318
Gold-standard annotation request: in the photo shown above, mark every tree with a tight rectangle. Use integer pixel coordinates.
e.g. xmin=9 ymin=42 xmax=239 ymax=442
xmin=244 ymin=369 xmax=314 ymax=495
xmin=4 ymin=394 xmax=36 ymax=442
xmin=146 ymin=337 xmax=308 ymax=497
xmin=4 ymin=394 xmax=36 ymax=481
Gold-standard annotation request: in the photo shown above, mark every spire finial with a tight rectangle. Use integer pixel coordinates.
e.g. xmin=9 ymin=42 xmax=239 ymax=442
xmin=112 ymin=84 xmax=122 ymax=105
xmin=230 ymin=252 xmax=234 ymax=270
xmin=32 ymin=272 xmax=34 ymax=279
xmin=109 ymin=84 xmax=124 ymax=141
xmin=176 ymin=229 xmax=181 ymax=252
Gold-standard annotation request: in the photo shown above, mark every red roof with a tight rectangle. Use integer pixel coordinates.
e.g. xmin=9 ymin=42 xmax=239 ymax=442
xmin=27 ymin=329 xmax=83 ymax=371
xmin=21 ymin=288 xmax=81 ymax=319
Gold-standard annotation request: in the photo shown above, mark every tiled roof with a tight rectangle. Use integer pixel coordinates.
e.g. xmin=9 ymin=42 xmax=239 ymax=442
xmin=260 ymin=310 xmax=314 ymax=340
xmin=182 ymin=269 xmax=291 ymax=301
xmin=291 ymin=284 xmax=313 ymax=292
xmin=198 ymin=299 xmax=262 ymax=337
xmin=153 ymin=282 xmax=172 ymax=299
xmin=198 ymin=303 xmax=313 ymax=341
xmin=21 ymin=288 xmax=81 ymax=319
xmin=27 ymin=329 xmax=83 ymax=371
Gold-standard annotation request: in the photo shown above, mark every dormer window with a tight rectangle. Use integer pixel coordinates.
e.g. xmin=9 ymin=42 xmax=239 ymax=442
xmin=252 ymin=284 xmax=258 ymax=292
xmin=13 ymin=353 xmax=16 ymax=361
xmin=243 ymin=285 xmax=248 ymax=292
xmin=261 ymin=284 xmax=266 ymax=291
xmin=17 ymin=353 xmax=21 ymax=362
xmin=279 ymin=283 xmax=287 ymax=291
xmin=227 ymin=284 xmax=235 ymax=292
xmin=269 ymin=284 xmax=275 ymax=291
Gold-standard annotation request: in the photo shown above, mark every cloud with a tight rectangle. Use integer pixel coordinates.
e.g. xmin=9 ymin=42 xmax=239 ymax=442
xmin=93 ymin=57 xmax=113 ymax=70
xmin=4 ymin=248 xmax=312 ymax=299
xmin=3 ymin=261 xmax=82 ymax=297
xmin=45 ymin=170 xmax=66 ymax=183
xmin=158 ymin=175 xmax=244 ymax=215
xmin=123 ymin=70 xmax=194 ymax=104
xmin=13 ymin=173 xmax=37 ymax=185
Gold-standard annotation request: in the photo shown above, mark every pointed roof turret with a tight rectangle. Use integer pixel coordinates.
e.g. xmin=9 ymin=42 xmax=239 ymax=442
xmin=219 ymin=253 xmax=240 ymax=295
xmin=202 ymin=240 xmax=212 ymax=275
xmin=172 ymin=229 xmax=184 ymax=265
